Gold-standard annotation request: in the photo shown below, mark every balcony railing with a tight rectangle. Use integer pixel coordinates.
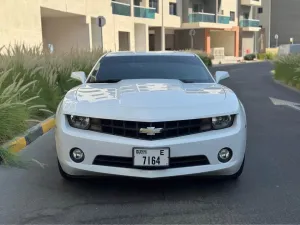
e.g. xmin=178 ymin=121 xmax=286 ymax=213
xmin=217 ymin=15 xmax=230 ymax=24
xmin=134 ymin=6 xmax=155 ymax=19
xmin=188 ymin=12 xmax=215 ymax=23
xmin=188 ymin=12 xmax=230 ymax=24
xmin=112 ymin=1 xmax=131 ymax=16
xmin=240 ymin=19 xmax=260 ymax=27
xmin=241 ymin=0 xmax=261 ymax=6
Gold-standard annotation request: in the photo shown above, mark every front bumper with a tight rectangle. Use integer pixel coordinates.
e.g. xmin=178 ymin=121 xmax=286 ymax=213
xmin=55 ymin=114 xmax=247 ymax=178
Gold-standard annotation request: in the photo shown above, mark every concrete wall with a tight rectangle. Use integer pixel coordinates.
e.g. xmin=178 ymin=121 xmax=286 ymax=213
xmin=174 ymin=29 xmax=204 ymax=50
xmin=270 ymin=0 xmax=300 ymax=46
xmin=257 ymin=0 xmax=270 ymax=47
xmin=91 ymin=18 xmax=102 ymax=50
xmin=220 ymin=0 xmax=238 ymax=26
xmin=0 ymin=0 xmax=43 ymax=48
xmin=211 ymin=30 xmax=235 ymax=56
xmin=119 ymin=31 xmax=130 ymax=51
xmin=241 ymin=31 xmax=254 ymax=54
xmin=42 ymin=16 xmax=90 ymax=53
xmin=134 ymin=23 xmax=149 ymax=51
xmin=166 ymin=30 xmax=175 ymax=50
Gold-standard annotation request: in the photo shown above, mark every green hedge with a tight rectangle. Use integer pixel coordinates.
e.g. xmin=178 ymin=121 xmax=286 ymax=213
xmin=257 ymin=52 xmax=277 ymax=60
xmin=0 ymin=45 xmax=104 ymax=165
xmin=244 ymin=53 xmax=256 ymax=61
xmin=274 ymin=54 xmax=300 ymax=89
xmin=182 ymin=49 xmax=213 ymax=67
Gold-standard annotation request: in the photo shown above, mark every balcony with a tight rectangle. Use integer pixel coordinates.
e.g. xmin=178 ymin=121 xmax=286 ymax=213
xmin=134 ymin=6 xmax=155 ymax=19
xmin=241 ymin=0 xmax=261 ymax=6
xmin=188 ymin=12 xmax=230 ymax=24
xmin=240 ymin=19 xmax=260 ymax=27
xmin=240 ymin=19 xmax=261 ymax=31
xmin=112 ymin=1 xmax=131 ymax=16
xmin=217 ymin=15 xmax=230 ymax=24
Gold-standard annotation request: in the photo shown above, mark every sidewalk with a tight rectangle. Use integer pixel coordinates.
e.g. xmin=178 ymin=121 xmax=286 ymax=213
xmin=212 ymin=56 xmax=263 ymax=66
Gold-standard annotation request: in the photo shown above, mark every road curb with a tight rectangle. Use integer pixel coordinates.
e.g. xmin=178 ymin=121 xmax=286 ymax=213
xmin=212 ymin=60 xmax=266 ymax=67
xmin=3 ymin=116 xmax=55 ymax=153
xmin=272 ymin=75 xmax=300 ymax=95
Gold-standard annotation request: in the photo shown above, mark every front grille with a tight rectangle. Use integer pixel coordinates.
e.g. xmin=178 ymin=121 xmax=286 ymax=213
xmin=89 ymin=118 xmax=213 ymax=140
xmin=93 ymin=155 xmax=210 ymax=169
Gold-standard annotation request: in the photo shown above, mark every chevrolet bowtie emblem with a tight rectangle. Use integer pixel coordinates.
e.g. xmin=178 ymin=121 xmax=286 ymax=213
xmin=139 ymin=127 xmax=163 ymax=136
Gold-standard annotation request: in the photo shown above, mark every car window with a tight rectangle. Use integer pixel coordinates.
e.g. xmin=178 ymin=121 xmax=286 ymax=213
xmin=91 ymin=55 xmax=214 ymax=83
xmin=88 ymin=61 xmax=101 ymax=82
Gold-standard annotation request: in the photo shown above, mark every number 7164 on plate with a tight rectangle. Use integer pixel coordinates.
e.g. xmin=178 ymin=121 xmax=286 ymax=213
xmin=133 ymin=148 xmax=169 ymax=167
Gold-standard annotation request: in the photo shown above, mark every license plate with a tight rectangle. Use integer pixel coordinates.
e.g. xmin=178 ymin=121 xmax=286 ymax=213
xmin=133 ymin=148 xmax=169 ymax=167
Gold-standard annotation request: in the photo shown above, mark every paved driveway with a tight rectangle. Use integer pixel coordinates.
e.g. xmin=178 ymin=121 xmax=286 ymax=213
xmin=1 ymin=62 xmax=300 ymax=224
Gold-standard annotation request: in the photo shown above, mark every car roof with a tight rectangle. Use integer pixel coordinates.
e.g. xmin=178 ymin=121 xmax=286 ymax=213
xmin=105 ymin=51 xmax=196 ymax=57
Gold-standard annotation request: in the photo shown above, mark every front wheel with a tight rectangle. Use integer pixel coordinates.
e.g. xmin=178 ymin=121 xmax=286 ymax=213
xmin=58 ymin=159 xmax=76 ymax=181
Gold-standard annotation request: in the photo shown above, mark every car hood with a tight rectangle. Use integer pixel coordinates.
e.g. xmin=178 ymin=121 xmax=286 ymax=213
xmin=61 ymin=79 xmax=240 ymax=121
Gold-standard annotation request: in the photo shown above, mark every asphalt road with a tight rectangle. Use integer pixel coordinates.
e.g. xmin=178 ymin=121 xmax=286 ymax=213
xmin=1 ymin=61 xmax=300 ymax=224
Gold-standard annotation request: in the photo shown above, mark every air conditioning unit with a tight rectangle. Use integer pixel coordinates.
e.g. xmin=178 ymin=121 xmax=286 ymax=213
xmin=211 ymin=47 xmax=225 ymax=59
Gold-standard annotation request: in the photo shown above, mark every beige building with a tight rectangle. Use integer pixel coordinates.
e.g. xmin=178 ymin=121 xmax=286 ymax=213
xmin=0 ymin=0 xmax=262 ymax=57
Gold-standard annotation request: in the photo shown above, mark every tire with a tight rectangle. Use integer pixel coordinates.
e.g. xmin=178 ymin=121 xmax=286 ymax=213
xmin=227 ymin=157 xmax=245 ymax=180
xmin=58 ymin=159 xmax=76 ymax=181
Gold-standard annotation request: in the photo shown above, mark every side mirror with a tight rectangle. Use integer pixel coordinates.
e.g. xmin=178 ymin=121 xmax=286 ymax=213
xmin=71 ymin=71 xmax=86 ymax=84
xmin=215 ymin=71 xmax=230 ymax=83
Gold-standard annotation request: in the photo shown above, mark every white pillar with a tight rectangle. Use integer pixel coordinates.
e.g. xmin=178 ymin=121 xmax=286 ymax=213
xmin=161 ymin=0 xmax=165 ymax=51
xmin=145 ymin=24 xmax=149 ymax=51
xmin=161 ymin=27 xmax=165 ymax=51
xmin=130 ymin=0 xmax=134 ymax=17
xmin=86 ymin=16 xmax=93 ymax=51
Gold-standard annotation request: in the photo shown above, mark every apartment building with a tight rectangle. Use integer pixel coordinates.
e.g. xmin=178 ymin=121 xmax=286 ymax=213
xmin=257 ymin=0 xmax=300 ymax=48
xmin=0 ymin=0 xmax=262 ymax=57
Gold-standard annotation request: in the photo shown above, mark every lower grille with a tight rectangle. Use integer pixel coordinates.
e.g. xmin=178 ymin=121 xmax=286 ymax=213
xmin=93 ymin=155 xmax=210 ymax=170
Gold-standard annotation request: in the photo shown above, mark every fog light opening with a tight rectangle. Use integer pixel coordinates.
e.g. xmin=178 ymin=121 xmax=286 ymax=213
xmin=218 ymin=148 xmax=232 ymax=163
xmin=70 ymin=148 xmax=85 ymax=163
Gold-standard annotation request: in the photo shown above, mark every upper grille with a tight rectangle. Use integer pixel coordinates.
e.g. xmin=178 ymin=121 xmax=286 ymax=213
xmin=89 ymin=118 xmax=213 ymax=140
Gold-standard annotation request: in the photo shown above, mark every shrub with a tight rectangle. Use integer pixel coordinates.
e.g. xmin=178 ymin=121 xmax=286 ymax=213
xmin=257 ymin=52 xmax=277 ymax=60
xmin=182 ymin=49 xmax=213 ymax=67
xmin=274 ymin=54 xmax=300 ymax=88
xmin=244 ymin=53 xmax=256 ymax=61
xmin=0 ymin=44 xmax=104 ymax=166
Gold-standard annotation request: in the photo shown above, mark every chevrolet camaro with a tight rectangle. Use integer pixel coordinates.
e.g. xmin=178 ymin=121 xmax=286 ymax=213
xmin=55 ymin=51 xmax=247 ymax=180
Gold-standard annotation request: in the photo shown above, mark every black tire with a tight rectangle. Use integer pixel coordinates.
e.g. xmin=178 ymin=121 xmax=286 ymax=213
xmin=58 ymin=159 xmax=76 ymax=181
xmin=227 ymin=157 xmax=245 ymax=180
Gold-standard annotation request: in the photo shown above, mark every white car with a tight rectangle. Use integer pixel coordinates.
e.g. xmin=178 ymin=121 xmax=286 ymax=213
xmin=55 ymin=52 xmax=247 ymax=180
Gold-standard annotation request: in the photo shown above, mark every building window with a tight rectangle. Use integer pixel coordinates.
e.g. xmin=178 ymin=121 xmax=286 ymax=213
xmin=258 ymin=7 xmax=263 ymax=14
xmin=230 ymin=11 xmax=235 ymax=21
xmin=193 ymin=3 xmax=203 ymax=12
xmin=149 ymin=0 xmax=159 ymax=13
xmin=169 ymin=3 xmax=177 ymax=15
xmin=243 ymin=12 xmax=249 ymax=19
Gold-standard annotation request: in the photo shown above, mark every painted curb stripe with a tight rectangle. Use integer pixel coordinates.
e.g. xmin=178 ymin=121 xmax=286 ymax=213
xmin=9 ymin=137 xmax=27 ymax=153
xmin=2 ymin=116 xmax=56 ymax=154
xmin=41 ymin=118 xmax=56 ymax=134
xmin=24 ymin=126 xmax=43 ymax=145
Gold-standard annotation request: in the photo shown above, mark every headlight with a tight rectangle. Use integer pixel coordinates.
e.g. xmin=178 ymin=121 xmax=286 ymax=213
xmin=212 ymin=115 xmax=233 ymax=130
xmin=68 ymin=115 xmax=90 ymax=130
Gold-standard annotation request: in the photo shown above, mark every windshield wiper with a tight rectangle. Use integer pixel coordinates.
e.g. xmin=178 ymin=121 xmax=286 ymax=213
xmin=90 ymin=79 xmax=121 ymax=83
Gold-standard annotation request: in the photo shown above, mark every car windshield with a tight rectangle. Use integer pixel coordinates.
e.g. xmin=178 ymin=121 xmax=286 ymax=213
xmin=90 ymin=55 xmax=214 ymax=83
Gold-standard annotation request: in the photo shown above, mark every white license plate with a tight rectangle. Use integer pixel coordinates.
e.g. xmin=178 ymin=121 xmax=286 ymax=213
xmin=133 ymin=148 xmax=169 ymax=167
